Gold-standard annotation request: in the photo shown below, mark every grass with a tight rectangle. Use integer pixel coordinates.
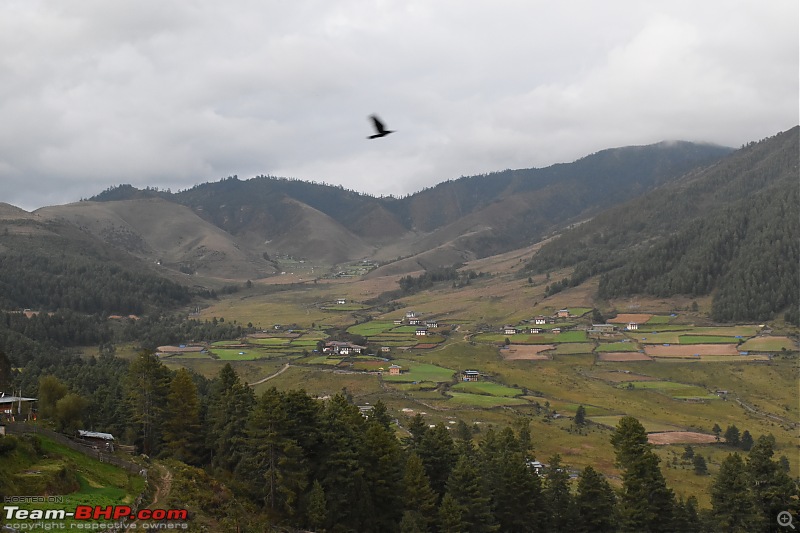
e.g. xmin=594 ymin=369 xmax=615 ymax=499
xmin=451 ymin=381 xmax=523 ymax=397
xmin=596 ymin=342 xmax=640 ymax=352
xmin=347 ymin=321 xmax=396 ymax=336
xmin=679 ymin=335 xmax=740 ymax=344
xmin=552 ymin=343 xmax=595 ymax=355
xmin=446 ymin=392 xmax=530 ymax=407
xmin=739 ymin=336 xmax=797 ymax=352
xmin=382 ymin=361 xmax=457 ymax=383
xmin=2 ymin=435 xmax=146 ymax=525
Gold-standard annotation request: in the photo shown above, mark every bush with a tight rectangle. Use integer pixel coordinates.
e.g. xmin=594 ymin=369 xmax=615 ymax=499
xmin=0 ymin=434 xmax=19 ymax=455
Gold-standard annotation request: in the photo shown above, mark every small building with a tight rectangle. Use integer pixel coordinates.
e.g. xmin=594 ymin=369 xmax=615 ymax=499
xmin=381 ymin=346 xmax=391 ymax=353
xmin=534 ymin=316 xmax=548 ymax=325
xmin=0 ymin=395 xmax=37 ymax=421
xmin=389 ymin=364 xmax=402 ymax=375
xmin=393 ymin=319 xmax=404 ymax=325
xmin=503 ymin=325 xmax=518 ymax=335
xmin=336 ymin=298 xmax=347 ymax=305
xmin=358 ymin=405 xmax=374 ymax=418
xmin=627 ymin=322 xmax=639 ymax=330
xmin=551 ymin=327 xmax=562 ymax=334
xmin=77 ymin=430 xmax=115 ymax=443
xmin=406 ymin=311 xmax=418 ymax=318
xmin=409 ymin=318 xmax=422 ymax=325
xmin=590 ymin=324 xmax=617 ymax=334
xmin=557 ymin=309 xmax=570 ymax=318
xmin=425 ymin=320 xmax=439 ymax=328
xmin=415 ymin=327 xmax=428 ymax=336
xmin=530 ymin=327 xmax=543 ymax=334
xmin=462 ymin=370 xmax=480 ymax=382
xmin=526 ymin=460 xmax=545 ymax=475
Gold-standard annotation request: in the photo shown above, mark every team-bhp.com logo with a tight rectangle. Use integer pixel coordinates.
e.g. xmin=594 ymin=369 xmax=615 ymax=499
xmin=4 ymin=504 xmax=188 ymax=529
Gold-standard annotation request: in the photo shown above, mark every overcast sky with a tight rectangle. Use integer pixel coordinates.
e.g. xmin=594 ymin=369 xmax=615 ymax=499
xmin=1 ymin=1 xmax=797 ymax=210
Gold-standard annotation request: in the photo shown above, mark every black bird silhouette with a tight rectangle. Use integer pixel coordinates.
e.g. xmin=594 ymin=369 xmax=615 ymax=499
xmin=368 ymin=114 xmax=394 ymax=139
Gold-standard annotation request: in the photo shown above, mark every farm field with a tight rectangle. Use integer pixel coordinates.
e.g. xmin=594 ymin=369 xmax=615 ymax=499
xmin=186 ymin=264 xmax=799 ymax=506
xmin=451 ymin=381 xmax=524 ymax=397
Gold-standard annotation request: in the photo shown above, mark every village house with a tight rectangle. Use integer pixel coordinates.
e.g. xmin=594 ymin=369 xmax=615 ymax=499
xmin=415 ymin=327 xmax=428 ymax=336
xmin=0 ymin=394 xmax=37 ymax=422
xmin=425 ymin=320 xmax=439 ymax=328
xmin=323 ymin=341 xmax=366 ymax=355
xmin=389 ymin=364 xmax=402 ymax=375
xmin=409 ymin=317 xmax=422 ymax=325
xmin=405 ymin=311 xmax=418 ymax=318
xmin=530 ymin=327 xmax=543 ymax=334
xmin=393 ymin=319 xmax=404 ymax=325
xmin=336 ymin=298 xmax=347 ymax=305
xmin=381 ymin=346 xmax=391 ymax=353
xmin=77 ymin=430 xmax=115 ymax=451
xmin=551 ymin=327 xmax=562 ymax=334
xmin=557 ymin=309 xmax=570 ymax=318
xmin=503 ymin=325 xmax=518 ymax=335
xmin=590 ymin=324 xmax=617 ymax=334
xmin=533 ymin=315 xmax=554 ymax=325
xmin=627 ymin=322 xmax=639 ymax=330
xmin=462 ymin=370 xmax=480 ymax=382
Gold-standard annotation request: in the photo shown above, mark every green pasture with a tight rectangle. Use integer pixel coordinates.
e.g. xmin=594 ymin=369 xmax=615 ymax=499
xmin=551 ymin=343 xmax=594 ymax=355
xmin=249 ymin=337 xmax=293 ymax=346
xmin=596 ymin=342 xmax=640 ymax=352
xmin=210 ymin=348 xmax=268 ymax=361
xmin=446 ymin=392 xmax=530 ymax=407
xmin=644 ymin=315 xmax=673 ymax=325
xmin=451 ymin=381 xmax=523 ymax=397
xmin=382 ymin=361 xmax=456 ymax=383
xmin=679 ymin=335 xmax=740 ymax=344
xmin=347 ymin=321 xmax=396 ymax=336
xmin=739 ymin=336 xmax=797 ymax=352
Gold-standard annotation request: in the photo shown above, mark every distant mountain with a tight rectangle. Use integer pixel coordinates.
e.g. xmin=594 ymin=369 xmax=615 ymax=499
xmin=86 ymin=140 xmax=733 ymax=271
xmin=525 ymin=127 xmax=799 ymax=323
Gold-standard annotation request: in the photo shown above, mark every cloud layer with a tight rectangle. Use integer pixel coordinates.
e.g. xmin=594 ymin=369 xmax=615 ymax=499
xmin=1 ymin=0 xmax=797 ymax=210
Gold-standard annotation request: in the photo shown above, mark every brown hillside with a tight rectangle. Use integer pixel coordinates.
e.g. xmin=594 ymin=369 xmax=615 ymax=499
xmin=36 ymin=199 xmax=276 ymax=280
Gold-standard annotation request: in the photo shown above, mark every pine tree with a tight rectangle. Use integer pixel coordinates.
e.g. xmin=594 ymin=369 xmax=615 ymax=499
xmin=610 ymin=416 xmax=675 ymax=532
xmin=443 ymin=455 xmax=498 ymax=532
xmin=207 ymin=364 xmax=255 ymax=472
xmin=575 ymin=405 xmax=587 ymax=426
xmin=723 ymin=425 xmax=740 ymax=447
xmin=162 ymin=368 xmax=202 ymax=464
xmin=125 ymin=351 xmax=170 ymax=455
xmin=359 ymin=420 xmax=404 ymax=531
xmin=692 ymin=454 xmax=708 ymax=475
xmin=711 ymin=453 xmax=758 ymax=532
xmin=575 ymin=466 xmax=616 ymax=533
xmin=416 ymin=423 xmax=458 ymax=497
xmin=745 ymin=435 xmax=800 ymax=530
xmin=544 ymin=454 xmax=575 ymax=531
xmin=402 ymin=453 xmax=437 ymax=531
xmin=739 ymin=430 xmax=753 ymax=451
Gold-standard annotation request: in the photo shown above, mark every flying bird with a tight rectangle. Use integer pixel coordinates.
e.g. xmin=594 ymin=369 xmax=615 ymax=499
xmin=368 ymin=114 xmax=394 ymax=139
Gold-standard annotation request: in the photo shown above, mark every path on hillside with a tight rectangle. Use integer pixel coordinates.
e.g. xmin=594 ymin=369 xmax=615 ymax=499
xmin=249 ymin=363 xmax=291 ymax=386
xmin=147 ymin=464 xmax=173 ymax=509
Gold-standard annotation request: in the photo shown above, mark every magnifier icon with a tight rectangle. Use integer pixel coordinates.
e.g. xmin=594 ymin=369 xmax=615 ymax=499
xmin=778 ymin=511 xmax=796 ymax=529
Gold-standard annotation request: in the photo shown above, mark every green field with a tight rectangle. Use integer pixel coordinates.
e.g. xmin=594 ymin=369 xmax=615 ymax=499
xmin=382 ymin=361 xmax=457 ymax=383
xmin=446 ymin=392 xmax=530 ymax=407
xmin=347 ymin=321 xmax=396 ymax=336
xmin=596 ymin=341 xmax=640 ymax=352
xmin=451 ymin=381 xmax=523 ymax=397
xmin=739 ymin=336 xmax=797 ymax=352
xmin=679 ymin=335 xmax=740 ymax=344
xmin=587 ymin=415 xmax=684 ymax=433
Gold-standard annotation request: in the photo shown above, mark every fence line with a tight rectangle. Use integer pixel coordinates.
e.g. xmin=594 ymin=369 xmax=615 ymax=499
xmin=4 ymin=422 xmax=147 ymax=477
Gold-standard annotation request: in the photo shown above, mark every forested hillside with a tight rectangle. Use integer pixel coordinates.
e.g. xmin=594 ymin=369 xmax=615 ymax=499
xmin=526 ymin=127 xmax=799 ymax=324
xmin=89 ymin=141 xmax=732 ymax=264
